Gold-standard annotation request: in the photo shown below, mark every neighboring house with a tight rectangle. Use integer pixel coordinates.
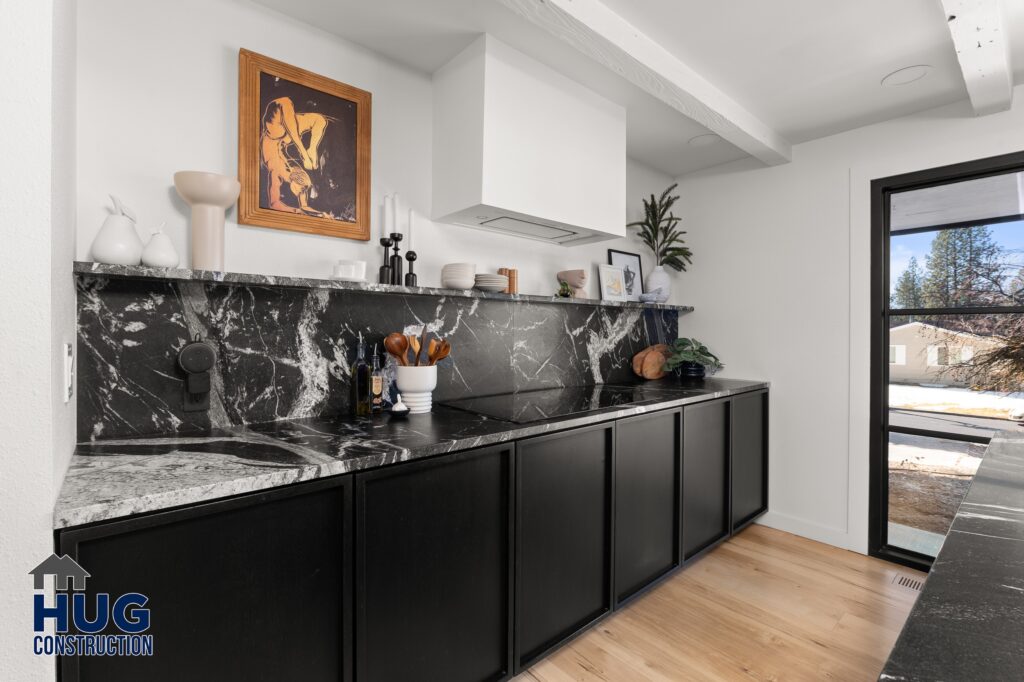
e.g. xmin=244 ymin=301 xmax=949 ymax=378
xmin=889 ymin=322 xmax=999 ymax=386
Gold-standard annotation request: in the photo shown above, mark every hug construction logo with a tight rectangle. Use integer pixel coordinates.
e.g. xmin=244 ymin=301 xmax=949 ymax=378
xmin=29 ymin=554 xmax=154 ymax=657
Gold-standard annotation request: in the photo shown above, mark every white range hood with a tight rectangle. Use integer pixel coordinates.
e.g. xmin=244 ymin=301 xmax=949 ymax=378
xmin=432 ymin=35 xmax=627 ymax=245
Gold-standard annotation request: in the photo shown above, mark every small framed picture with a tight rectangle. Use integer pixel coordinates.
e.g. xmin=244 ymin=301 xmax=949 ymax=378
xmin=607 ymin=249 xmax=644 ymax=301
xmin=598 ymin=264 xmax=628 ymax=302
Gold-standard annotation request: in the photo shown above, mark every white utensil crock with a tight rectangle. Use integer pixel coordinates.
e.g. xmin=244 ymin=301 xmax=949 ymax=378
xmin=394 ymin=365 xmax=438 ymax=414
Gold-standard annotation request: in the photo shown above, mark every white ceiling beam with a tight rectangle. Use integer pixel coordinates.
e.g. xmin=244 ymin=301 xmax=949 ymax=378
xmin=940 ymin=0 xmax=1013 ymax=115
xmin=497 ymin=0 xmax=791 ymax=166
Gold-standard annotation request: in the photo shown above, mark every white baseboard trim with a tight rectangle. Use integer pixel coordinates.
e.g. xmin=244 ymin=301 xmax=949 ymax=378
xmin=755 ymin=510 xmax=863 ymax=553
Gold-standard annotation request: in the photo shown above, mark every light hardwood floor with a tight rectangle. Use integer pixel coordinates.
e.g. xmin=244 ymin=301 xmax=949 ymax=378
xmin=516 ymin=525 xmax=925 ymax=682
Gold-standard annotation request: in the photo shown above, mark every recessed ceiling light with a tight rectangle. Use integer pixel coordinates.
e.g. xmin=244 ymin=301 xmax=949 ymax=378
xmin=687 ymin=133 xmax=722 ymax=147
xmin=881 ymin=65 xmax=932 ymax=87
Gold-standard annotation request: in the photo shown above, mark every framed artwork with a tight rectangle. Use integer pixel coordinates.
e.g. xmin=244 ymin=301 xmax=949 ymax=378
xmin=607 ymin=249 xmax=644 ymax=301
xmin=238 ymin=49 xmax=372 ymax=240
xmin=598 ymin=264 xmax=628 ymax=302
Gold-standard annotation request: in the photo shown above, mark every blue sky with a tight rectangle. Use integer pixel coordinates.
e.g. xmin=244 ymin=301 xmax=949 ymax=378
xmin=890 ymin=220 xmax=1024 ymax=290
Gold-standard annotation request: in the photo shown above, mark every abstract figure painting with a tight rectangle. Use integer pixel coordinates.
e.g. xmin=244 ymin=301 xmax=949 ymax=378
xmin=608 ymin=249 xmax=644 ymax=301
xmin=239 ymin=49 xmax=371 ymax=240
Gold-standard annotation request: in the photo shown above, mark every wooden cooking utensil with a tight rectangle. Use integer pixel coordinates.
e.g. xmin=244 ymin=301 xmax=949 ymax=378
xmin=429 ymin=340 xmax=451 ymax=366
xmin=383 ymin=333 xmax=409 ymax=366
xmin=408 ymin=334 xmax=420 ymax=364
xmin=414 ymin=325 xmax=429 ymax=366
xmin=427 ymin=338 xmax=439 ymax=363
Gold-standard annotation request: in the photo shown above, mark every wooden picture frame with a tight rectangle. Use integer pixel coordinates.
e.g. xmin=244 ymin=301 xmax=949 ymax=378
xmin=607 ymin=249 xmax=644 ymax=301
xmin=598 ymin=264 xmax=628 ymax=302
xmin=238 ymin=49 xmax=371 ymax=240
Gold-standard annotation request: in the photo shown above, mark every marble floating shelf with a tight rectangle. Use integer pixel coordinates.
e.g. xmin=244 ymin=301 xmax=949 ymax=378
xmin=73 ymin=262 xmax=695 ymax=313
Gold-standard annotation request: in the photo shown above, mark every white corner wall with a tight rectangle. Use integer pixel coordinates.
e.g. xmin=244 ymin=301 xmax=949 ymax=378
xmin=76 ymin=0 xmax=676 ymax=302
xmin=0 ymin=0 xmax=77 ymax=679
xmin=676 ymin=87 xmax=1024 ymax=553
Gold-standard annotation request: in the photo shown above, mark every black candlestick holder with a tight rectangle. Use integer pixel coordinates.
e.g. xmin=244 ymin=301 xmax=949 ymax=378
xmin=378 ymin=237 xmax=393 ymax=284
xmin=389 ymin=233 xmax=404 ymax=285
xmin=404 ymin=250 xmax=418 ymax=287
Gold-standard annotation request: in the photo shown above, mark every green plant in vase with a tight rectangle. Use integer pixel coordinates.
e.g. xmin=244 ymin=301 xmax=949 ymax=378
xmin=627 ymin=183 xmax=693 ymax=302
xmin=665 ymin=337 xmax=722 ymax=380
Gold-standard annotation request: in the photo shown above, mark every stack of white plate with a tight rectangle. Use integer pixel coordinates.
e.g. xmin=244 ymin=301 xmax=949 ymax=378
xmin=441 ymin=263 xmax=476 ymax=289
xmin=474 ymin=273 xmax=509 ymax=292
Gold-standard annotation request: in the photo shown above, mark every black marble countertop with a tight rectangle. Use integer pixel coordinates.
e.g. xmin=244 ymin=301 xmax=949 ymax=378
xmin=73 ymin=261 xmax=695 ymax=312
xmin=54 ymin=378 xmax=766 ymax=529
xmin=880 ymin=431 xmax=1024 ymax=681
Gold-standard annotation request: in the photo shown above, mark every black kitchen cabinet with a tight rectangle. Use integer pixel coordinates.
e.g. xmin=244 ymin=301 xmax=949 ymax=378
xmin=682 ymin=399 xmax=730 ymax=560
xmin=515 ymin=424 xmax=613 ymax=670
xmin=613 ymin=409 xmax=680 ymax=604
xmin=58 ymin=477 xmax=353 ymax=682
xmin=731 ymin=390 xmax=768 ymax=531
xmin=354 ymin=444 xmax=513 ymax=682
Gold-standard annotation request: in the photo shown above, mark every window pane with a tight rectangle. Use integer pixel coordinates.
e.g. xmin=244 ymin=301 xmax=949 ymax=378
xmin=889 ymin=313 xmax=1024 ymax=417
xmin=887 ymin=432 xmax=984 ymax=557
xmin=889 ymin=222 xmax=1024 ymax=309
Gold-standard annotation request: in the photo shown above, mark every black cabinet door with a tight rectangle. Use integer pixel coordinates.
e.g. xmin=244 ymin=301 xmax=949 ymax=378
xmin=682 ymin=399 xmax=730 ymax=560
xmin=58 ymin=477 xmax=353 ymax=682
xmin=613 ymin=409 xmax=680 ymax=604
xmin=731 ymin=390 xmax=768 ymax=530
xmin=354 ymin=445 xmax=513 ymax=682
xmin=515 ymin=424 xmax=613 ymax=670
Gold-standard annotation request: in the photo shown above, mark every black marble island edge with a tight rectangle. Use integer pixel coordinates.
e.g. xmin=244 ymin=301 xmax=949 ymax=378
xmin=880 ymin=431 xmax=1024 ymax=681
xmin=55 ymin=378 xmax=767 ymax=529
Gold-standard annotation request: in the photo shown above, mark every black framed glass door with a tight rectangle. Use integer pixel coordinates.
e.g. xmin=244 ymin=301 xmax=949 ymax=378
xmin=870 ymin=151 xmax=1024 ymax=571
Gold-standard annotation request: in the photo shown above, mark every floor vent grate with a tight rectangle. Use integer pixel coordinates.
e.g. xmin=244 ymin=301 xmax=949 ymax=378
xmin=892 ymin=574 xmax=924 ymax=591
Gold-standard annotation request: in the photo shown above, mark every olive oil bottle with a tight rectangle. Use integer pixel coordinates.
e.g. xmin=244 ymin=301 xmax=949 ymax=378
xmin=350 ymin=332 xmax=372 ymax=416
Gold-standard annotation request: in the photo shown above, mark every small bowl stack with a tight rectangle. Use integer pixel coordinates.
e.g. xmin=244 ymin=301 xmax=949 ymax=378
xmin=441 ymin=263 xmax=476 ymax=289
xmin=474 ymin=273 xmax=509 ymax=292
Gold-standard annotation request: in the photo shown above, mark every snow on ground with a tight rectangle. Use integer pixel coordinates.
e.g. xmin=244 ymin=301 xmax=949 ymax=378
xmin=888 ymin=432 xmax=984 ymax=476
xmin=890 ymin=384 xmax=1024 ymax=419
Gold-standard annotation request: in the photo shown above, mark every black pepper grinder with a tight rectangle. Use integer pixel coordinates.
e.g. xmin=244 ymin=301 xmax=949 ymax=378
xmin=378 ymin=236 xmax=393 ymax=284
xmin=404 ymin=250 xmax=418 ymax=287
xmin=389 ymin=232 xmax=404 ymax=285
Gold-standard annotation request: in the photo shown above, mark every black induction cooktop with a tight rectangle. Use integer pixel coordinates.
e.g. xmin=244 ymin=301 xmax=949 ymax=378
xmin=440 ymin=384 xmax=700 ymax=424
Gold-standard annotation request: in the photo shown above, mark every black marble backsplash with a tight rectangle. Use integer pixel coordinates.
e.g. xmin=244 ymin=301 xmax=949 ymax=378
xmin=77 ymin=274 xmax=679 ymax=440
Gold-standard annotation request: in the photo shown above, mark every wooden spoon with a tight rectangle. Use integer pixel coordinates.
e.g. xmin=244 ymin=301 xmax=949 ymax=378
xmin=427 ymin=338 xmax=439 ymax=363
xmin=429 ymin=340 xmax=451 ymax=366
xmin=383 ymin=333 xmax=409 ymax=366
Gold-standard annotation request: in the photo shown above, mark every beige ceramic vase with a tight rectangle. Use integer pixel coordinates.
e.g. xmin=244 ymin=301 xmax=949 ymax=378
xmin=173 ymin=171 xmax=240 ymax=271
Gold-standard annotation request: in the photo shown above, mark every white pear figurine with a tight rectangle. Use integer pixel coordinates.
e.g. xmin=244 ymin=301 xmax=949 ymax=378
xmin=141 ymin=222 xmax=180 ymax=268
xmin=90 ymin=195 xmax=143 ymax=266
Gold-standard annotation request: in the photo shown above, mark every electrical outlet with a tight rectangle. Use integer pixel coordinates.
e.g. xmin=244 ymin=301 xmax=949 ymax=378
xmin=63 ymin=343 xmax=75 ymax=403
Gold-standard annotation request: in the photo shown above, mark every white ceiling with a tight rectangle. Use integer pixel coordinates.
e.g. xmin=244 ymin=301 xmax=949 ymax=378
xmin=253 ymin=0 xmax=749 ymax=176
xmin=253 ymin=0 xmax=1023 ymax=175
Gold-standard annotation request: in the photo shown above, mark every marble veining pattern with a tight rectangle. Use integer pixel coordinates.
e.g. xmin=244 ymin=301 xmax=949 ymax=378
xmin=55 ymin=379 xmax=767 ymax=529
xmin=77 ymin=270 xmax=677 ymax=440
xmin=880 ymin=431 xmax=1024 ymax=681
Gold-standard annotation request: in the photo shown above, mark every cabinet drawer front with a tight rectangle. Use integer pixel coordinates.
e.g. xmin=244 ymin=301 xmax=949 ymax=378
xmin=515 ymin=425 xmax=613 ymax=668
xmin=732 ymin=390 xmax=768 ymax=529
xmin=355 ymin=446 xmax=513 ymax=682
xmin=59 ymin=478 xmax=353 ymax=682
xmin=614 ymin=409 xmax=680 ymax=603
xmin=682 ymin=400 xmax=730 ymax=559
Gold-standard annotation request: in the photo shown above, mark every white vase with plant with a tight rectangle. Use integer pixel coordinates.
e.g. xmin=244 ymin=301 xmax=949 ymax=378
xmin=628 ymin=183 xmax=693 ymax=302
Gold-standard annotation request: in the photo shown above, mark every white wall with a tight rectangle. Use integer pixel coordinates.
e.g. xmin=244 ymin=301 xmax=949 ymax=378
xmin=77 ymin=0 xmax=678 ymax=302
xmin=676 ymin=87 xmax=1024 ymax=553
xmin=0 ymin=0 xmax=76 ymax=679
